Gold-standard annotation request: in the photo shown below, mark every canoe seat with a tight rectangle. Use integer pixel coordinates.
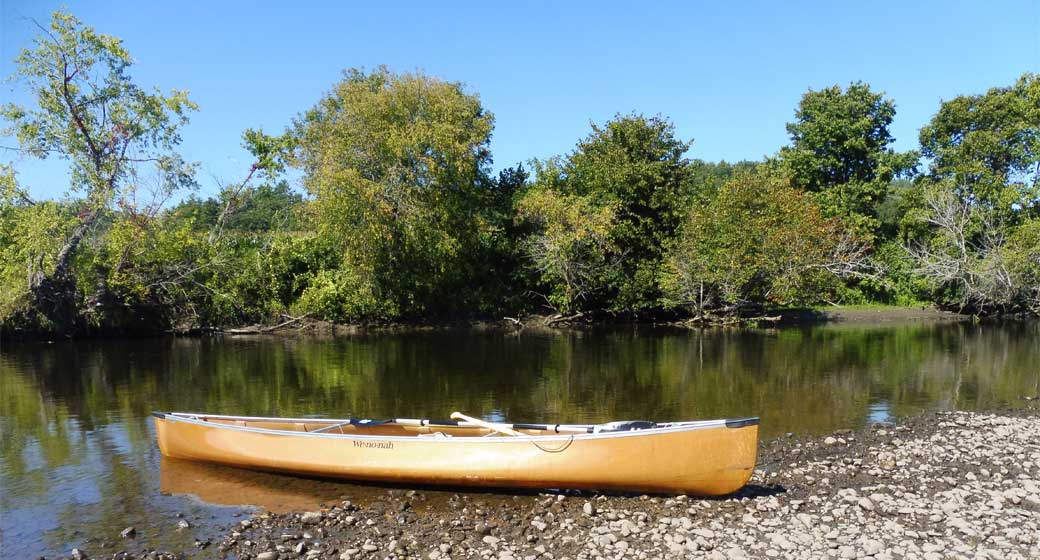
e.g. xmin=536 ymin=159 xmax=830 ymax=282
xmin=417 ymin=432 xmax=452 ymax=438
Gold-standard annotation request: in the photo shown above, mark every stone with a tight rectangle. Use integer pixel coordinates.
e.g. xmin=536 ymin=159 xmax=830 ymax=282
xmin=824 ymin=437 xmax=838 ymax=445
xmin=176 ymin=519 xmax=191 ymax=530
xmin=301 ymin=511 xmax=322 ymax=524
xmin=583 ymin=502 xmax=596 ymax=516
xmin=863 ymin=539 xmax=884 ymax=555
xmin=482 ymin=536 xmax=501 ymax=546
xmin=120 ymin=526 xmax=136 ymax=538
xmin=257 ymin=552 xmax=279 ymax=560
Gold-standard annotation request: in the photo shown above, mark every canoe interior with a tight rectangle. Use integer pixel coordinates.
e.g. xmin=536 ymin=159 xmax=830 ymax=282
xmin=201 ymin=416 xmax=548 ymax=437
xmin=159 ymin=413 xmax=755 ymax=439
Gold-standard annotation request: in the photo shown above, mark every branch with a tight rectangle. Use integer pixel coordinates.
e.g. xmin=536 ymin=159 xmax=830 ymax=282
xmin=209 ymin=164 xmax=258 ymax=244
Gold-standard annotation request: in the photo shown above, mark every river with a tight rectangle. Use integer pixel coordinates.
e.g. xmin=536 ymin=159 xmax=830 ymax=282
xmin=2 ymin=322 xmax=1038 ymax=557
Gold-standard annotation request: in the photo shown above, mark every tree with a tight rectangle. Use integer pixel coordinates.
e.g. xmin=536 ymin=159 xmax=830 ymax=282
xmin=175 ymin=180 xmax=303 ymax=233
xmin=289 ymin=67 xmax=495 ymax=319
xmin=1 ymin=11 xmax=197 ymax=330
xmin=919 ymin=73 xmax=1040 ymax=212
xmin=515 ymin=180 xmax=617 ymax=314
xmin=661 ymin=172 xmax=869 ymax=316
xmin=0 ymin=167 xmax=77 ymax=324
xmin=906 ymin=184 xmax=1039 ymax=314
xmin=780 ymin=82 xmax=917 ymax=236
xmin=532 ymin=114 xmax=692 ymax=312
xmin=1006 ymin=218 xmax=1040 ymax=313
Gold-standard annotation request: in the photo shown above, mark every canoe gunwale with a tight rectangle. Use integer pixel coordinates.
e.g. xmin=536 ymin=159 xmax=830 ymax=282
xmin=153 ymin=411 xmax=759 ymax=443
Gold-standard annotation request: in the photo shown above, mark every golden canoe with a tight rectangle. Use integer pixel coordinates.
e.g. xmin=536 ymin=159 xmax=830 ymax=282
xmin=153 ymin=412 xmax=759 ymax=495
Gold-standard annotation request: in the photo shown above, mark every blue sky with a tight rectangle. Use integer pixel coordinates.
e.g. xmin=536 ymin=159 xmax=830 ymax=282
xmin=2 ymin=0 xmax=1037 ymax=200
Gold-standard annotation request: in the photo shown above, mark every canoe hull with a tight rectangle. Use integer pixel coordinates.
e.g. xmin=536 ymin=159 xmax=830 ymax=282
xmin=154 ymin=414 xmax=758 ymax=496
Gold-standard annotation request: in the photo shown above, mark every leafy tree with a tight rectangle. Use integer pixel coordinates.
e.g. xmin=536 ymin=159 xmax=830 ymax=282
xmin=515 ymin=182 xmax=617 ymax=313
xmin=780 ymin=82 xmax=917 ymax=236
xmin=474 ymin=164 xmax=532 ymax=313
xmin=919 ymin=73 xmax=1040 ymax=212
xmin=662 ymin=172 xmax=869 ymax=315
xmin=0 ymin=11 xmax=197 ymax=331
xmin=531 ymin=114 xmax=692 ymax=312
xmin=289 ymin=67 xmax=494 ymax=320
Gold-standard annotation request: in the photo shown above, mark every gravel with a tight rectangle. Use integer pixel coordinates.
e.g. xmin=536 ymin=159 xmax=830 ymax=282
xmin=61 ymin=406 xmax=1040 ymax=559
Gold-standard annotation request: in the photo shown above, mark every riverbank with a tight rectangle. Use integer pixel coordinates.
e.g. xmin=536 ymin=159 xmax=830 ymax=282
xmin=210 ymin=305 xmax=975 ymax=338
xmin=1 ymin=304 xmax=984 ymax=340
xmin=62 ymin=403 xmax=1039 ymax=560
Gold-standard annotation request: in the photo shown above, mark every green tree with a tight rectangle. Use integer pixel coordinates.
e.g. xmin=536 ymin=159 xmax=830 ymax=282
xmin=515 ymin=181 xmax=617 ymax=314
xmin=530 ymin=114 xmax=692 ymax=312
xmin=662 ymin=172 xmax=869 ymax=315
xmin=289 ymin=67 xmax=495 ymax=320
xmin=780 ymin=82 xmax=917 ymax=236
xmin=919 ymin=73 xmax=1040 ymax=212
xmin=1 ymin=11 xmax=197 ymax=331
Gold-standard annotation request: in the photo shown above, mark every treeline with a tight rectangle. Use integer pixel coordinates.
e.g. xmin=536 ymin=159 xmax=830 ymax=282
xmin=1 ymin=12 xmax=1038 ymax=336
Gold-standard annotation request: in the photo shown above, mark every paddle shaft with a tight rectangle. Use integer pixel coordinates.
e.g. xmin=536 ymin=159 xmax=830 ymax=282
xmin=451 ymin=412 xmax=522 ymax=436
xmin=344 ymin=417 xmax=594 ymax=434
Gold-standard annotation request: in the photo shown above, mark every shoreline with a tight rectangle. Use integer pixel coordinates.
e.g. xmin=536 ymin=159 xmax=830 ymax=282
xmin=1 ymin=305 xmax=986 ymax=342
xmin=61 ymin=402 xmax=1040 ymax=560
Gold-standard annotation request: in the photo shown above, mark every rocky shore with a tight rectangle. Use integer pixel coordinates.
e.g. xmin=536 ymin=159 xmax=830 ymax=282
xmin=65 ymin=406 xmax=1039 ymax=560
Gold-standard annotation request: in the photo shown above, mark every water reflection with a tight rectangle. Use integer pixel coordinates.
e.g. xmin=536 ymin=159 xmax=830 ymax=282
xmin=2 ymin=322 xmax=1039 ymax=557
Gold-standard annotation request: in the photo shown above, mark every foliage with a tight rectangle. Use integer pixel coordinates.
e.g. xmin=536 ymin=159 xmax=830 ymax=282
xmin=661 ymin=172 xmax=869 ymax=314
xmin=1006 ymin=218 xmax=1040 ymax=313
xmin=526 ymin=114 xmax=692 ymax=312
xmin=290 ymin=67 xmax=495 ymax=320
xmin=919 ymin=73 xmax=1040 ymax=213
xmin=780 ymin=82 xmax=918 ymax=237
xmin=0 ymin=169 xmax=73 ymax=319
xmin=175 ymin=180 xmax=303 ymax=233
xmin=907 ymin=184 xmax=1040 ymax=314
xmin=515 ymin=182 xmax=617 ymax=313
xmin=3 ymin=11 xmax=1040 ymax=334
xmin=0 ymin=10 xmax=197 ymax=332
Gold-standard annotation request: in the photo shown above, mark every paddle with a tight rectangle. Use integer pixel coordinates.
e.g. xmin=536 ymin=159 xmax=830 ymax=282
xmin=450 ymin=411 xmax=523 ymax=437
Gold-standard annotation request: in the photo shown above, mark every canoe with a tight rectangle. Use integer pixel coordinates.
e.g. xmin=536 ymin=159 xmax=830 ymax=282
xmin=153 ymin=412 xmax=759 ymax=495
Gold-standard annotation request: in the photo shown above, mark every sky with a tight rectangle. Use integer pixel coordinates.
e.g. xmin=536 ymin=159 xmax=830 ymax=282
xmin=1 ymin=0 xmax=1038 ymax=200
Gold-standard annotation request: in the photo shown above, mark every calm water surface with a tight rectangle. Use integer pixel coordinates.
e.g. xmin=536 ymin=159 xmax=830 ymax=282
xmin=2 ymin=323 xmax=1039 ymax=557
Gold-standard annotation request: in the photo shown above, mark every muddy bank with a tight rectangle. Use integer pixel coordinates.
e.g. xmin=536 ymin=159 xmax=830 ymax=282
xmin=211 ymin=306 xmax=975 ymax=338
xmin=56 ymin=404 xmax=1040 ymax=560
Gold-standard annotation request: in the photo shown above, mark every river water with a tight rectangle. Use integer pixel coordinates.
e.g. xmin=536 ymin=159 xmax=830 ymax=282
xmin=2 ymin=323 xmax=1039 ymax=557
